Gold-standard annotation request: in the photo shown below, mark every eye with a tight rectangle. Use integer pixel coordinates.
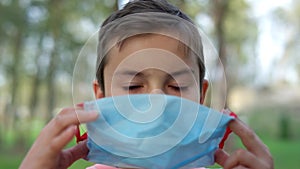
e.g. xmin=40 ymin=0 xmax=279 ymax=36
xmin=123 ymin=85 xmax=143 ymax=91
xmin=168 ymin=85 xmax=188 ymax=92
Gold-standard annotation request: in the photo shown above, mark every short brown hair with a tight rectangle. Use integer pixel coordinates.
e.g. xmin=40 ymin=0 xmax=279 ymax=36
xmin=96 ymin=0 xmax=205 ymax=93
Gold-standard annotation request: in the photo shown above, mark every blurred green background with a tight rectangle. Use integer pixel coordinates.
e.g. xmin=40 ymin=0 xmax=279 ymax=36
xmin=0 ymin=0 xmax=299 ymax=168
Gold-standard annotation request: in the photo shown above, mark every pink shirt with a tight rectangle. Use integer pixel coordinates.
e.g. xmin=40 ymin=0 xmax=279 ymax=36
xmin=86 ymin=164 xmax=117 ymax=169
xmin=86 ymin=164 xmax=206 ymax=169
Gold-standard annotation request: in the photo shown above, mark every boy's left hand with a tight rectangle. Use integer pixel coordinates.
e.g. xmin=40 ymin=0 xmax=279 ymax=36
xmin=215 ymin=118 xmax=274 ymax=169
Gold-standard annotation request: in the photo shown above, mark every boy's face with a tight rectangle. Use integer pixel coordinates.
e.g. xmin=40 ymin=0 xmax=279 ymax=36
xmin=94 ymin=34 xmax=208 ymax=104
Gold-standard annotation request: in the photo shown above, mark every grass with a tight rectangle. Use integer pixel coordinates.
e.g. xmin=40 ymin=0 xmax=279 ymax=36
xmin=0 ymin=152 xmax=23 ymax=169
xmin=264 ymin=138 xmax=300 ymax=168
xmin=69 ymin=160 xmax=94 ymax=169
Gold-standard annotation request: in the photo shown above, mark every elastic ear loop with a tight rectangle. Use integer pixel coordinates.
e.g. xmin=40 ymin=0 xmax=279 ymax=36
xmin=75 ymin=103 xmax=88 ymax=143
xmin=76 ymin=126 xmax=88 ymax=143
xmin=219 ymin=111 xmax=237 ymax=149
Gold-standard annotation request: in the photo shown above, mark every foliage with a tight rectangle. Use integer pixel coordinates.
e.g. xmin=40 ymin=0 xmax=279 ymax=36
xmin=271 ymin=0 xmax=300 ymax=84
xmin=0 ymin=0 xmax=116 ymax=149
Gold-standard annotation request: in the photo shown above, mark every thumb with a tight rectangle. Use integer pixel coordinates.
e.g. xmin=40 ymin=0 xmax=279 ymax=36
xmin=214 ymin=149 xmax=229 ymax=167
xmin=61 ymin=140 xmax=89 ymax=167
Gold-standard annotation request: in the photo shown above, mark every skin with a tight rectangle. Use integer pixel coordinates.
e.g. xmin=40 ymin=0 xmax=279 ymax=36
xmin=19 ymin=108 xmax=99 ymax=169
xmin=20 ymin=34 xmax=273 ymax=169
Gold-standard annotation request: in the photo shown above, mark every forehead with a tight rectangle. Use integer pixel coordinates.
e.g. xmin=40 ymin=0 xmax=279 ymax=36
xmin=105 ymin=34 xmax=199 ymax=74
xmin=119 ymin=34 xmax=184 ymax=54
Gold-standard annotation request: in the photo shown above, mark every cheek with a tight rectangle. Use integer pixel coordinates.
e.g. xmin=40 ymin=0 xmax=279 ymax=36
xmin=103 ymin=74 xmax=113 ymax=96
xmin=180 ymin=86 xmax=201 ymax=103
xmin=182 ymin=92 xmax=200 ymax=103
xmin=164 ymin=87 xmax=179 ymax=96
xmin=108 ymin=83 xmax=127 ymax=96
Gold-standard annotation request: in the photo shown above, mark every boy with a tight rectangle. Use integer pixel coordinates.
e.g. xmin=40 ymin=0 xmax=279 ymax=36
xmin=20 ymin=0 xmax=273 ymax=169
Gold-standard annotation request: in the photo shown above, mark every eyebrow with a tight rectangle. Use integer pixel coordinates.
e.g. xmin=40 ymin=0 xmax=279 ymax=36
xmin=115 ymin=70 xmax=143 ymax=76
xmin=115 ymin=68 xmax=195 ymax=77
xmin=170 ymin=68 xmax=195 ymax=77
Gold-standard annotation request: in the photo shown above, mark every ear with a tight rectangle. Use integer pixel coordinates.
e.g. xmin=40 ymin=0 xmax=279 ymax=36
xmin=93 ymin=80 xmax=104 ymax=99
xmin=200 ymin=79 xmax=209 ymax=104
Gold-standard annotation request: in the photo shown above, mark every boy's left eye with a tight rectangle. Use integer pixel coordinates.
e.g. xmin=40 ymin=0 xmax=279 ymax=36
xmin=168 ymin=85 xmax=188 ymax=91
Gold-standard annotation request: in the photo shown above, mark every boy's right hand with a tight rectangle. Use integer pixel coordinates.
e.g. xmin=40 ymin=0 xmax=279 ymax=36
xmin=19 ymin=107 xmax=98 ymax=169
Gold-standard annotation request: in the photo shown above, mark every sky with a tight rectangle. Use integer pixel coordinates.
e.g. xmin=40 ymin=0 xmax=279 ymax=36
xmin=248 ymin=0 xmax=296 ymax=85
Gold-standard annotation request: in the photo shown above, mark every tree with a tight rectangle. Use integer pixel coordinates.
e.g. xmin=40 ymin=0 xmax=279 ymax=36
xmin=0 ymin=0 xmax=29 ymax=149
xmin=271 ymin=0 xmax=300 ymax=84
xmin=0 ymin=0 xmax=117 ymax=149
xmin=209 ymin=0 xmax=258 ymax=107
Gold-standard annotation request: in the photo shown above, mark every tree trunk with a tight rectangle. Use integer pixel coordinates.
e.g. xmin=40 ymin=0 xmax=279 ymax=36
xmin=45 ymin=49 xmax=57 ymax=121
xmin=45 ymin=0 xmax=61 ymax=121
xmin=211 ymin=0 xmax=229 ymax=108
xmin=4 ymin=30 xmax=24 ymax=132
xmin=29 ymin=36 xmax=44 ymax=118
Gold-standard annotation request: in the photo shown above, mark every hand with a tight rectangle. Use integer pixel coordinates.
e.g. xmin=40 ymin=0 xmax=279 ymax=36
xmin=215 ymin=118 xmax=274 ymax=169
xmin=19 ymin=107 xmax=98 ymax=169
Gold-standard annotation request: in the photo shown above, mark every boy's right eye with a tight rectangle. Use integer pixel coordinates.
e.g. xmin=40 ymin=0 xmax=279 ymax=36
xmin=123 ymin=85 xmax=143 ymax=91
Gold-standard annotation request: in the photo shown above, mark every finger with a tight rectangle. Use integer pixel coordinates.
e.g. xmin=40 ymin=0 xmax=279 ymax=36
xmin=214 ymin=149 xmax=229 ymax=166
xmin=49 ymin=125 xmax=77 ymax=154
xmin=232 ymin=166 xmax=249 ymax=169
xmin=229 ymin=119 xmax=271 ymax=158
xmin=46 ymin=108 xmax=98 ymax=137
xmin=223 ymin=149 xmax=262 ymax=169
xmin=61 ymin=140 xmax=89 ymax=167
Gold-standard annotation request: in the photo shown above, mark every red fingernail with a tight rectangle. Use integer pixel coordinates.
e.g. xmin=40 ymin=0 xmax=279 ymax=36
xmin=76 ymin=103 xmax=84 ymax=108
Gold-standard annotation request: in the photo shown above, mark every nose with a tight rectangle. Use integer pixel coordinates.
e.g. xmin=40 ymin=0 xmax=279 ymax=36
xmin=150 ymin=89 xmax=164 ymax=94
xmin=143 ymin=69 xmax=167 ymax=94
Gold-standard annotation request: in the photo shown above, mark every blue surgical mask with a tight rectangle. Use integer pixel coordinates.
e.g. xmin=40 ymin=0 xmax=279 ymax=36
xmin=84 ymin=94 xmax=234 ymax=169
